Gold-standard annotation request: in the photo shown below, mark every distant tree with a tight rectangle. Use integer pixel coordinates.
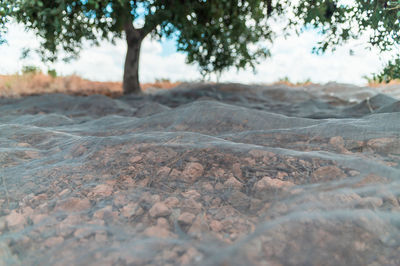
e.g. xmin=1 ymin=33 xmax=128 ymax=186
xmin=288 ymin=0 xmax=400 ymax=82
xmin=0 ymin=1 xmax=9 ymax=44
xmin=2 ymin=0 xmax=282 ymax=94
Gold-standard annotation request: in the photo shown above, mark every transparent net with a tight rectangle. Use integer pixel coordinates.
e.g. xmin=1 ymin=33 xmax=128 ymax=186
xmin=0 ymin=83 xmax=399 ymax=265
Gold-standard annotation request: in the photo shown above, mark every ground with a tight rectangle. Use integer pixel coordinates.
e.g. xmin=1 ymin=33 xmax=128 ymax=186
xmin=0 ymin=82 xmax=399 ymax=265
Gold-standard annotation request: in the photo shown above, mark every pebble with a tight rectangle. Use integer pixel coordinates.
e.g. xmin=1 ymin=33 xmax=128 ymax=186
xmin=143 ymin=226 xmax=172 ymax=238
xmin=312 ymin=166 xmax=345 ymax=181
xmin=224 ymin=175 xmax=243 ymax=190
xmin=209 ymin=220 xmax=223 ymax=232
xmin=254 ymin=176 xmax=294 ymax=192
xmin=89 ymin=184 xmax=113 ymax=197
xmin=55 ymin=197 xmax=91 ymax=212
xmin=164 ymin=197 xmax=180 ymax=208
xmin=5 ymin=210 xmax=25 ymax=228
xmin=44 ymin=236 xmax=64 ymax=247
xmin=183 ymin=162 xmax=204 ymax=182
xmin=178 ymin=212 xmax=196 ymax=226
xmin=149 ymin=202 xmax=171 ymax=218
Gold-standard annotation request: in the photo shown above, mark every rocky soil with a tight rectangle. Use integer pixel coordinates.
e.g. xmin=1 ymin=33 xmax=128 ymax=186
xmin=0 ymin=83 xmax=399 ymax=265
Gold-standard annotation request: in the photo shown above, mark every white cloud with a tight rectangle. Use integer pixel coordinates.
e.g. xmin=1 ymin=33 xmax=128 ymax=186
xmin=0 ymin=22 xmax=393 ymax=85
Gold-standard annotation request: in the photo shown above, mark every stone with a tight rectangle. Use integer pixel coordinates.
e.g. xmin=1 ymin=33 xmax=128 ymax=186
xmin=367 ymin=137 xmax=399 ymax=154
xmin=209 ymin=220 xmax=223 ymax=232
xmin=157 ymin=217 xmax=170 ymax=228
xmin=224 ymin=175 xmax=243 ymax=190
xmin=32 ymin=214 xmax=47 ymax=225
xmin=143 ymin=226 xmax=173 ymax=238
xmin=232 ymin=163 xmax=242 ymax=178
xmin=93 ymin=206 xmax=113 ymax=219
xmin=182 ymin=190 xmax=201 ymax=200
xmin=178 ymin=212 xmax=196 ymax=226
xmin=121 ymin=203 xmax=143 ymax=218
xmin=44 ymin=236 xmax=64 ymax=247
xmin=55 ymin=197 xmax=91 ymax=212
xmin=312 ymin=166 xmax=346 ymax=181
xmin=164 ymin=197 xmax=180 ymax=208
xmin=130 ymin=155 xmax=142 ymax=163
xmin=149 ymin=202 xmax=171 ymax=218
xmin=89 ymin=184 xmax=113 ymax=197
xmin=249 ymin=149 xmax=274 ymax=158
xmin=179 ymin=247 xmax=202 ymax=265
xmin=276 ymin=171 xmax=288 ymax=180
xmin=113 ymin=194 xmax=127 ymax=207
xmin=5 ymin=210 xmax=25 ymax=228
xmin=157 ymin=166 xmax=171 ymax=176
xmin=183 ymin=162 xmax=204 ymax=182
xmin=227 ymin=191 xmax=249 ymax=209
xmin=254 ymin=176 xmax=294 ymax=192
xmin=329 ymin=136 xmax=345 ymax=147
xmin=202 ymin=183 xmax=214 ymax=192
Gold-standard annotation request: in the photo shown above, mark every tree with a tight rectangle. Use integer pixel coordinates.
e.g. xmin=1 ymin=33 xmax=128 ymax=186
xmin=3 ymin=0 xmax=281 ymax=94
xmin=0 ymin=1 xmax=9 ymax=44
xmin=287 ymin=0 xmax=400 ymax=82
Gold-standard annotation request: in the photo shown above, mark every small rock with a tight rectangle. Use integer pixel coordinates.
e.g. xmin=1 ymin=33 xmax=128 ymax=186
xmin=32 ymin=214 xmax=47 ymax=225
xmin=143 ymin=226 xmax=173 ymax=238
xmin=89 ymin=184 xmax=113 ymax=197
xmin=170 ymin=169 xmax=183 ymax=179
xmin=232 ymin=163 xmax=242 ymax=178
xmin=183 ymin=162 xmax=204 ymax=182
xmin=367 ymin=137 xmax=399 ymax=153
xmin=121 ymin=203 xmax=143 ymax=218
xmin=329 ymin=136 xmax=345 ymax=147
xmin=149 ymin=202 xmax=171 ymax=218
xmin=157 ymin=166 xmax=171 ymax=176
xmin=157 ymin=217 xmax=170 ymax=228
xmin=254 ymin=176 xmax=294 ymax=192
xmin=95 ymin=232 xmax=107 ymax=242
xmin=44 ymin=236 xmax=64 ymax=247
xmin=312 ymin=166 xmax=346 ymax=181
xmin=202 ymin=183 xmax=214 ymax=192
xmin=276 ymin=171 xmax=288 ymax=180
xmin=93 ymin=206 xmax=113 ymax=219
xmin=182 ymin=190 xmax=201 ymax=200
xmin=179 ymin=247 xmax=202 ymax=265
xmin=113 ymin=193 xmax=127 ymax=207
xmin=5 ymin=210 xmax=25 ymax=228
xmin=227 ymin=191 xmax=249 ymax=209
xmin=249 ymin=149 xmax=274 ymax=158
xmin=56 ymin=197 xmax=91 ymax=212
xmin=74 ymin=227 xmax=92 ymax=238
xmin=17 ymin=142 xmax=31 ymax=147
xmin=209 ymin=220 xmax=223 ymax=232
xmin=130 ymin=155 xmax=142 ymax=163
xmin=182 ymin=198 xmax=202 ymax=212
xmin=224 ymin=175 xmax=243 ymax=190
xmin=164 ymin=197 xmax=180 ymax=208
xmin=178 ymin=212 xmax=196 ymax=226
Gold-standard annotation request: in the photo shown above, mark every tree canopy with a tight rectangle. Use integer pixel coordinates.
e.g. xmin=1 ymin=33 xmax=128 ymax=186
xmin=1 ymin=0 xmax=400 ymax=91
xmin=288 ymin=0 xmax=400 ymax=82
xmin=1 ymin=0 xmax=282 ymax=93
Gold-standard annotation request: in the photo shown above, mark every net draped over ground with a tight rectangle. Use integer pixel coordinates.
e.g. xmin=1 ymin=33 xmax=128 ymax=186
xmin=0 ymin=83 xmax=400 ymax=265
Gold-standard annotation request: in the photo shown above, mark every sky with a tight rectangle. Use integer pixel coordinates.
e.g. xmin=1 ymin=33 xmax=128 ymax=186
xmin=0 ymin=22 xmax=394 ymax=86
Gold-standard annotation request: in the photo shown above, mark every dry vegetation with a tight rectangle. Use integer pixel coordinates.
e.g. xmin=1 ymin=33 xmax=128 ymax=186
xmin=0 ymin=73 xmax=181 ymax=98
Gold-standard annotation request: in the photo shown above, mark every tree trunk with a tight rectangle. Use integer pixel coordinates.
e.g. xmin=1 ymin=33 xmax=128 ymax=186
xmin=123 ymin=23 xmax=144 ymax=94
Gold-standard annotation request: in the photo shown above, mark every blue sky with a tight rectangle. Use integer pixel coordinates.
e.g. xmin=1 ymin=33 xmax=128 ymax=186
xmin=0 ymin=22 xmax=394 ymax=85
xmin=160 ymin=39 xmax=177 ymax=57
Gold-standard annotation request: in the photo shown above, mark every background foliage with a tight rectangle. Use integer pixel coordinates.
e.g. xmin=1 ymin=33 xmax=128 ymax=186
xmin=1 ymin=0 xmax=400 ymax=82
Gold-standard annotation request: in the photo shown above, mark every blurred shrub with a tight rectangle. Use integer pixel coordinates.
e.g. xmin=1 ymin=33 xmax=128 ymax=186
xmin=47 ymin=69 xmax=57 ymax=78
xmin=21 ymin=65 xmax=41 ymax=75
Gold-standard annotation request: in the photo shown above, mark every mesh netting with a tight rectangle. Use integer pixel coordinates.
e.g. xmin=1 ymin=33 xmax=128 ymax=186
xmin=1 ymin=83 xmax=399 ymax=265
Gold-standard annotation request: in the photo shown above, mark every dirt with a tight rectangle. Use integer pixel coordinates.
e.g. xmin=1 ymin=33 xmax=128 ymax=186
xmin=0 ymin=82 xmax=399 ymax=265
